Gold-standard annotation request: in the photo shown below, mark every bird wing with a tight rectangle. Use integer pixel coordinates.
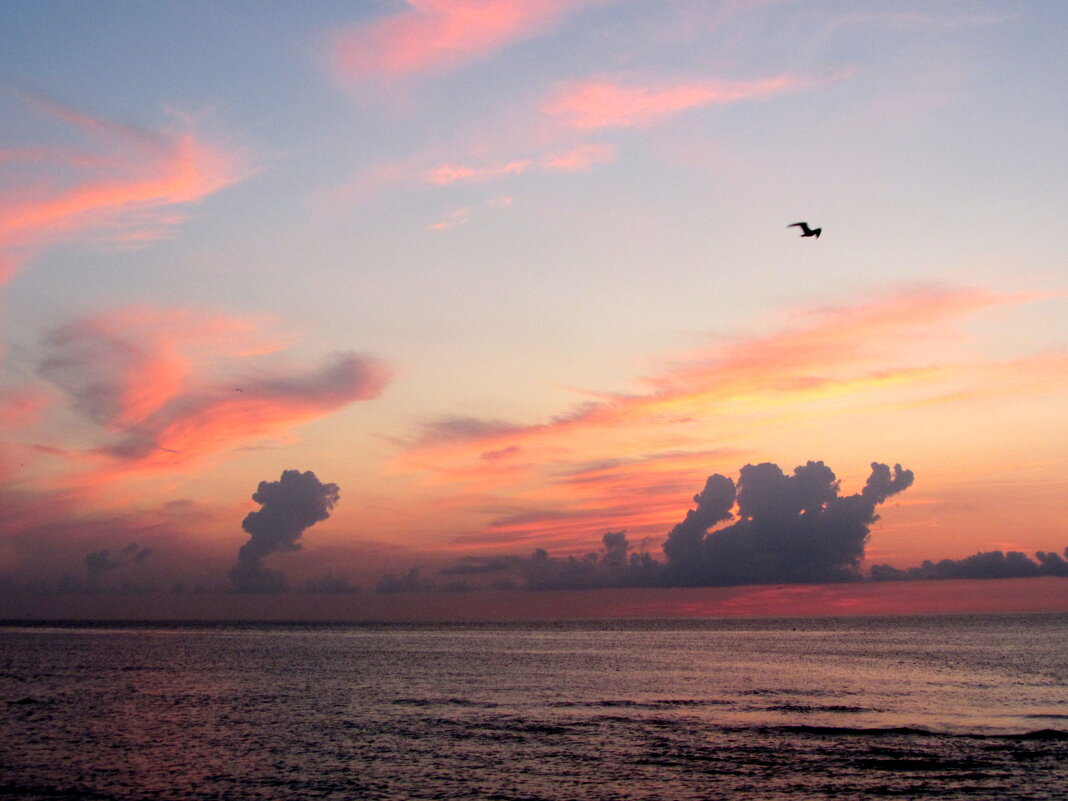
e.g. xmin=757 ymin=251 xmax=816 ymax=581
xmin=788 ymin=222 xmax=811 ymax=233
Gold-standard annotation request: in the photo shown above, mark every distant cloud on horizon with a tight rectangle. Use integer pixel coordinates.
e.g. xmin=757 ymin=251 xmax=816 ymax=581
xmin=392 ymin=460 xmax=919 ymax=592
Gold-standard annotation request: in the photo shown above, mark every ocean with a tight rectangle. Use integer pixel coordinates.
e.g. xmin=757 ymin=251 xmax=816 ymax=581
xmin=2 ymin=614 xmax=1066 ymax=800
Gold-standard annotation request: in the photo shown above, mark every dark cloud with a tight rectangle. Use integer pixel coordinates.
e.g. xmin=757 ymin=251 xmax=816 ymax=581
xmin=228 ymin=470 xmax=340 ymax=594
xmin=121 ymin=541 xmax=153 ymax=564
xmin=80 ymin=542 xmax=156 ymax=590
xmin=660 ymin=461 xmax=914 ymax=586
xmin=26 ymin=542 xmax=159 ymax=594
xmin=521 ymin=531 xmax=661 ymax=590
xmin=377 ymin=566 xmax=434 ymax=593
xmin=438 ymin=555 xmax=523 ymax=575
xmin=1036 ymin=550 xmax=1068 ymax=576
xmin=84 ymin=549 xmax=121 ymax=586
xmin=871 ymin=547 xmax=1068 ymax=581
xmin=301 ymin=573 xmax=361 ymax=594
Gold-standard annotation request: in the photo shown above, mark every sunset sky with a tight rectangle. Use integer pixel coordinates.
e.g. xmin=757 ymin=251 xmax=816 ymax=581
xmin=2 ymin=1 xmax=1066 ymax=618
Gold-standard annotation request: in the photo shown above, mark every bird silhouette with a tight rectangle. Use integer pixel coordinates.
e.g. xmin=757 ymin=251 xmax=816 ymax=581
xmin=788 ymin=222 xmax=821 ymax=238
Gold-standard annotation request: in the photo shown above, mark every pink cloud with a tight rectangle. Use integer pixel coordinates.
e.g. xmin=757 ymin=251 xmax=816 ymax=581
xmin=428 ymin=159 xmax=532 ymax=185
xmin=0 ymin=390 xmax=52 ymax=430
xmin=36 ymin=306 xmax=390 ymax=476
xmin=0 ymin=95 xmax=248 ymax=283
xmin=428 ymin=207 xmax=472 ymax=230
xmin=40 ymin=307 xmax=285 ymax=429
xmin=330 ymin=0 xmax=588 ymax=82
xmin=542 ymin=75 xmax=803 ymax=129
xmin=541 ymin=142 xmax=617 ymax=171
xmin=424 ymin=145 xmax=616 ymax=186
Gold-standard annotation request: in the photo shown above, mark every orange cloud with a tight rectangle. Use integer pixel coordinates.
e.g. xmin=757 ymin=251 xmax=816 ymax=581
xmin=40 ymin=307 xmax=285 ymax=429
xmin=36 ymin=306 xmax=390 ymax=479
xmin=0 ymin=94 xmax=247 ymax=283
xmin=542 ymin=75 xmax=803 ymax=128
xmin=330 ymin=0 xmax=588 ymax=82
xmin=397 ymin=286 xmax=1048 ymax=552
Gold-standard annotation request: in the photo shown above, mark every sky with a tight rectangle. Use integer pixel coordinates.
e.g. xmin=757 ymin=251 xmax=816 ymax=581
xmin=1 ymin=0 xmax=1067 ymax=619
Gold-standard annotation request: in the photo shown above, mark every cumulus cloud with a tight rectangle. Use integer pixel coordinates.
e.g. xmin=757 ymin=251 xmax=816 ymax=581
xmin=661 ymin=461 xmax=914 ymax=585
xmin=121 ymin=541 xmax=154 ymax=564
xmin=229 ymin=470 xmax=340 ymax=593
xmin=84 ymin=549 xmax=121 ymax=587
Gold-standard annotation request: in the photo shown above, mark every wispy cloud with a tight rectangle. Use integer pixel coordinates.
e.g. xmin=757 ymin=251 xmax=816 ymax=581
xmin=540 ymin=142 xmax=616 ymax=171
xmin=428 ymin=206 xmax=472 ymax=230
xmin=0 ymin=93 xmax=248 ymax=283
xmin=542 ymin=75 xmax=804 ymax=129
xmin=426 ymin=143 xmax=616 ymax=186
xmin=329 ymin=0 xmax=592 ymax=84
xmin=428 ymin=159 xmax=532 ymax=186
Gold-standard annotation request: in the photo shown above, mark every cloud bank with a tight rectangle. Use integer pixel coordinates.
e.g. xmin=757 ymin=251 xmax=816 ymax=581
xmin=383 ymin=460 xmax=916 ymax=591
xmin=229 ymin=470 xmax=340 ymax=593
xmin=871 ymin=548 xmax=1068 ymax=581
xmin=387 ymin=460 xmax=1068 ymax=594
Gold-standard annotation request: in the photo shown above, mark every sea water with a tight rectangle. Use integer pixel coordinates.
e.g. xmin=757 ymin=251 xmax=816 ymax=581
xmin=2 ymin=614 xmax=1066 ymax=800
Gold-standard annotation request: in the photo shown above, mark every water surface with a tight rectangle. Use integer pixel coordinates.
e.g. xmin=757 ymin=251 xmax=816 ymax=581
xmin=2 ymin=614 xmax=1066 ymax=800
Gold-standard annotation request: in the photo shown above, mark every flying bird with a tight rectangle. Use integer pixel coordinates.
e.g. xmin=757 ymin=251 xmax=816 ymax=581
xmin=788 ymin=222 xmax=821 ymax=238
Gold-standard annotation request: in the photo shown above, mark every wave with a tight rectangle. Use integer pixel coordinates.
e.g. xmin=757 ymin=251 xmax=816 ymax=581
xmin=1006 ymin=729 xmax=1068 ymax=740
xmin=549 ymin=698 xmax=731 ymax=710
xmin=767 ymin=724 xmax=1068 ymax=740
xmin=765 ymin=703 xmax=873 ymax=714
xmin=391 ymin=697 xmax=500 ymax=708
